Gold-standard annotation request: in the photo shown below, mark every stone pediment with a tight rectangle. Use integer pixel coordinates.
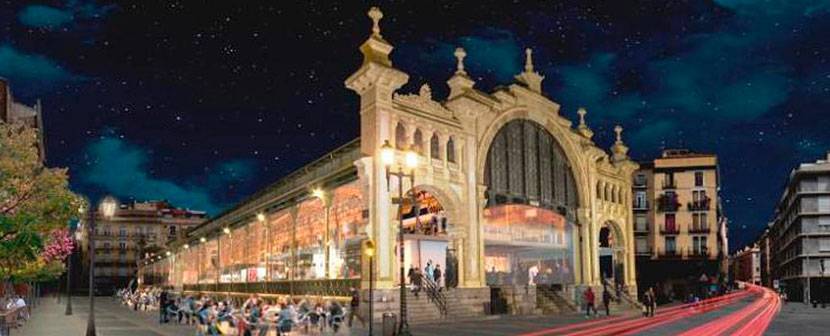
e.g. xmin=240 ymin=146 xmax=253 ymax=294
xmin=393 ymin=84 xmax=455 ymax=120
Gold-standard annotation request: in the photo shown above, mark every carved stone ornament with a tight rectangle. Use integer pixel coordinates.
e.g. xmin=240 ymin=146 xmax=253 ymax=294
xmin=393 ymin=84 xmax=454 ymax=119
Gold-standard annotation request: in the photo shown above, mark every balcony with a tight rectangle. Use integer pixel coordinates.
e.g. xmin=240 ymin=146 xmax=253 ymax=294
xmin=633 ymin=200 xmax=649 ymax=211
xmin=688 ymin=224 xmax=711 ymax=234
xmin=656 ymin=195 xmax=681 ymax=212
xmin=687 ymin=248 xmax=711 ymax=259
xmin=657 ymin=249 xmax=682 ymax=259
xmin=660 ymin=225 xmax=680 ymax=235
xmin=687 ymin=197 xmax=711 ymax=211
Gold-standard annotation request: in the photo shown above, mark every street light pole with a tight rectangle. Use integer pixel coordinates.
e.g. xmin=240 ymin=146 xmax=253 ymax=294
xmin=380 ymin=140 xmax=418 ymax=336
xmin=65 ymin=224 xmax=76 ymax=315
xmin=87 ymin=196 xmax=117 ymax=336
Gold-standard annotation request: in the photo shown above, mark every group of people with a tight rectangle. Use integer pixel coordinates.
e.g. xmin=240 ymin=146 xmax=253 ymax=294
xmin=1 ymin=295 xmax=29 ymax=327
xmin=118 ymin=286 xmax=366 ymax=335
xmin=581 ymin=286 xmax=615 ymax=317
xmin=407 ymin=260 xmax=443 ymax=296
xmin=403 ymin=214 xmax=448 ymax=236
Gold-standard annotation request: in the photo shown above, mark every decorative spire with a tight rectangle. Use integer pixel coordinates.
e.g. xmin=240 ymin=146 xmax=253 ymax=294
xmin=576 ymin=107 xmax=594 ymax=140
xmin=611 ymin=124 xmax=630 ymax=162
xmin=514 ymin=47 xmax=544 ymax=93
xmin=356 ymin=6 xmax=393 ymax=67
xmin=447 ymin=47 xmax=475 ymax=99
xmin=368 ymin=7 xmax=383 ymax=38
xmin=524 ymin=48 xmax=534 ymax=73
xmin=454 ymin=47 xmax=467 ymax=75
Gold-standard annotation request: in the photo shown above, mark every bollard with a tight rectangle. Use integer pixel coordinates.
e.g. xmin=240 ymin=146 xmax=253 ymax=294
xmin=382 ymin=312 xmax=397 ymax=336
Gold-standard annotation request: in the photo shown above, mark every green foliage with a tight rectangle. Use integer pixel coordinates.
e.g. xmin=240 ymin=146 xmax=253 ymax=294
xmin=0 ymin=123 xmax=82 ymax=282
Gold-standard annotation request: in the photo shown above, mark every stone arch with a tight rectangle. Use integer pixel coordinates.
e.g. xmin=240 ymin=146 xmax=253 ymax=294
xmin=395 ymin=122 xmax=407 ymax=149
xmin=413 ymin=128 xmax=424 ymax=154
xmin=597 ymin=219 xmax=628 ymax=285
xmin=406 ymin=183 xmax=464 ymax=235
xmin=476 ymin=108 xmax=589 ymax=209
xmin=430 ymin=132 xmax=441 ymax=160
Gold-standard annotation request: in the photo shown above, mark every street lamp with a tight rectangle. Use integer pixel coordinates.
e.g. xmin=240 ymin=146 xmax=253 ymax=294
xmin=86 ymin=196 xmax=117 ymax=336
xmin=364 ymin=239 xmax=376 ymax=336
xmin=379 ymin=139 xmax=418 ymax=336
xmin=65 ymin=214 xmax=82 ymax=315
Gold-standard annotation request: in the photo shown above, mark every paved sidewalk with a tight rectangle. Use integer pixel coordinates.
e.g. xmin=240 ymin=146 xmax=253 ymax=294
xmin=766 ymin=302 xmax=830 ymax=336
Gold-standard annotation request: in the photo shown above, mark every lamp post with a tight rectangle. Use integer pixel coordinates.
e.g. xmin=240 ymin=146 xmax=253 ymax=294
xmin=86 ymin=196 xmax=118 ymax=336
xmin=364 ymin=239 xmax=376 ymax=336
xmin=65 ymin=221 xmax=80 ymax=315
xmin=380 ymin=140 xmax=418 ymax=336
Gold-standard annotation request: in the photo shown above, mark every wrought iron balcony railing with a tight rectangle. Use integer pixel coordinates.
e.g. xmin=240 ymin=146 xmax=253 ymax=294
xmin=688 ymin=224 xmax=711 ymax=234
xmin=660 ymin=225 xmax=680 ymax=235
xmin=687 ymin=197 xmax=711 ymax=211
xmin=657 ymin=195 xmax=681 ymax=212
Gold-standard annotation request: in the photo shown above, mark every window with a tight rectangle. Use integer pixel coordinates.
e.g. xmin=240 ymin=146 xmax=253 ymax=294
xmin=119 ymin=242 xmax=127 ymax=250
xmin=446 ymin=137 xmax=456 ymax=163
xmin=430 ymin=134 xmax=441 ymax=160
xmin=665 ymin=237 xmax=676 ymax=253
xmin=635 ymin=214 xmax=648 ymax=231
xmin=635 ymin=191 xmax=647 ymax=208
xmin=395 ymin=122 xmax=406 ymax=149
xmin=169 ymin=225 xmax=177 ymax=237
xmin=636 ymin=238 xmax=648 ymax=253
xmin=664 ymin=173 xmax=675 ymax=187
xmin=695 ymin=171 xmax=704 ymax=187
xmin=819 ymin=238 xmax=830 ymax=252
xmin=413 ymin=129 xmax=423 ymax=154
xmin=819 ymin=196 xmax=830 ymax=212
xmin=634 ymin=173 xmax=646 ymax=186
xmin=665 ymin=213 xmax=676 ymax=232
xmin=119 ymin=226 xmax=126 ymax=237
xmin=693 ymin=236 xmax=708 ymax=254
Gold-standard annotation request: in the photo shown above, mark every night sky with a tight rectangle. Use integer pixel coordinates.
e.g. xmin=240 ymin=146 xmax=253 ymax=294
xmin=1 ymin=1 xmax=829 ymax=252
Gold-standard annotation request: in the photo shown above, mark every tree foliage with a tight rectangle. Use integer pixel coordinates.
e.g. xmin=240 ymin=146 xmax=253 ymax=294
xmin=0 ymin=123 xmax=82 ymax=282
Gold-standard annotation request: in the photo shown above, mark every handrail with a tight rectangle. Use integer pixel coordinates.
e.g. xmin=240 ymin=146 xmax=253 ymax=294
xmin=601 ymin=278 xmax=644 ymax=310
xmin=415 ymin=273 xmax=447 ymax=316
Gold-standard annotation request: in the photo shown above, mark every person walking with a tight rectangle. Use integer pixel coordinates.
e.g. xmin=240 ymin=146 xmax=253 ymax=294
xmin=433 ymin=264 xmax=443 ymax=290
xmin=408 ymin=265 xmax=416 ymax=285
xmin=583 ymin=287 xmax=596 ymax=317
xmin=412 ymin=268 xmax=423 ymax=297
xmin=425 ymin=260 xmax=434 ymax=282
xmin=644 ymin=287 xmax=656 ymax=317
xmin=347 ymin=288 xmax=366 ymax=328
xmin=602 ymin=287 xmax=612 ymax=316
xmin=159 ymin=288 xmax=169 ymax=323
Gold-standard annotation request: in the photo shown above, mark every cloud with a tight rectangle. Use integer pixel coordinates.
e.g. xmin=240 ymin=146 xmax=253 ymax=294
xmin=82 ymin=137 xmax=255 ymax=214
xmin=17 ymin=1 xmax=117 ymax=30
xmin=18 ymin=5 xmax=74 ymax=28
xmin=0 ymin=45 xmax=80 ymax=93
xmin=557 ymin=53 xmax=646 ymax=120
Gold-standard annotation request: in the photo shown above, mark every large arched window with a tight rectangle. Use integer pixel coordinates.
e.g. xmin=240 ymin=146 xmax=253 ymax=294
xmin=395 ymin=122 xmax=406 ymax=149
xmin=484 ymin=119 xmax=577 ymax=213
xmin=413 ymin=129 xmax=423 ymax=154
xmin=430 ymin=133 xmax=441 ymax=160
xmin=446 ymin=137 xmax=456 ymax=163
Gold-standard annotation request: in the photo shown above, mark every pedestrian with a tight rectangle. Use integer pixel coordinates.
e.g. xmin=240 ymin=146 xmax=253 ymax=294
xmin=425 ymin=260 xmax=434 ymax=282
xmin=602 ymin=288 xmax=612 ymax=316
xmin=647 ymin=287 xmax=657 ymax=317
xmin=408 ymin=265 xmax=416 ymax=285
xmin=412 ymin=268 xmax=423 ymax=297
xmin=159 ymin=288 xmax=169 ymax=323
xmin=434 ymin=264 xmax=443 ymax=290
xmin=347 ymin=288 xmax=366 ymax=328
xmin=583 ymin=287 xmax=596 ymax=317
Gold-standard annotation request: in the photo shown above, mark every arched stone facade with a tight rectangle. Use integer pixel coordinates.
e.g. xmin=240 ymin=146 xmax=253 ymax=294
xmin=345 ymin=7 xmax=639 ymax=294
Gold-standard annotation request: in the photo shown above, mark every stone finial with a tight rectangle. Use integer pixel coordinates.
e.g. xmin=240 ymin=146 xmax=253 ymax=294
xmin=419 ymin=83 xmax=432 ymax=100
xmin=368 ymin=7 xmax=383 ymax=38
xmin=611 ymin=124 xmax=630 ymax=162
xmin=576 ymin=107 xmax=594 ymax=140
xmin=454 ymin=47 xmax=467 ymax=75
xmin=524 ymin=48 xmax=534 ymax=73
xmin=514 ymin=47 xmax=544 ymax=93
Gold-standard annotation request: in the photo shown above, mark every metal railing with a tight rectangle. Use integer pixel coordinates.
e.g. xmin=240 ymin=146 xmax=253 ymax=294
xmin=414 ymin=272 xmax=447 ymax=316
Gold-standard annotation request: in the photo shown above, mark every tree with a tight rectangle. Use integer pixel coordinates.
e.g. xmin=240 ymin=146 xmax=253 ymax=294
xmin=0 ymin=122 xmax=82 ymax=282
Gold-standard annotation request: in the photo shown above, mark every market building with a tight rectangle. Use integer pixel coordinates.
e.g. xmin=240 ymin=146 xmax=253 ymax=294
xmin=139 ymin=7 xmax=642 ymax=321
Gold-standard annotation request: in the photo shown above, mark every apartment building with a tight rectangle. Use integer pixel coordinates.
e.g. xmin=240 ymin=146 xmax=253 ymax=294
xmin=633 ymin=149 xmax=728 ymax=301
xmin=79 ymin=200 xmax=207 ymax=292
xmin=768 ymin=152 xmax=830 ymax=303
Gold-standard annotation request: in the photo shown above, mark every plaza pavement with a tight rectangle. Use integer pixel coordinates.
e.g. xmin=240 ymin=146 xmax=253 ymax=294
xmin=21 ymin=294 xmax=823 ymax=335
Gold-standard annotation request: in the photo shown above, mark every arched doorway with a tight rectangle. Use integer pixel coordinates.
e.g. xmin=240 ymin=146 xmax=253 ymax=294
xmin=482 ymin=119 xmax=578 ymax=288
xmin=599 ymin=221 xmax=625 ymax=287
xmin=397 ymin=187 xmax=457 ymax=288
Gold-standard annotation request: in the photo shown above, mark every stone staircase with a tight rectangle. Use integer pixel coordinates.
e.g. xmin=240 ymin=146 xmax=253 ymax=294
xmin=537 ymin=286 xmax=578 ymax=314
xmin=404 ymin=287 xmax=489 ymax=324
